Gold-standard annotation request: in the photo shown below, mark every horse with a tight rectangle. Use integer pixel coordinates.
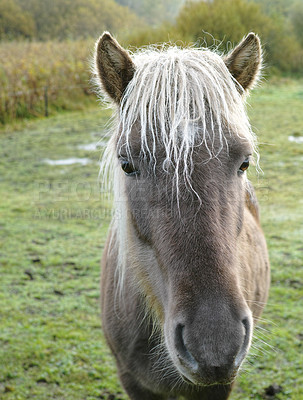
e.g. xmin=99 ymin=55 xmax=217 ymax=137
xmin=94 ymin=31 xmax=270 ymax=400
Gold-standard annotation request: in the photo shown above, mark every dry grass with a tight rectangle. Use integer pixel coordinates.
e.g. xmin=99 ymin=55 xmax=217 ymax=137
xmin=0 ymin=40 xmax=95 ymax=123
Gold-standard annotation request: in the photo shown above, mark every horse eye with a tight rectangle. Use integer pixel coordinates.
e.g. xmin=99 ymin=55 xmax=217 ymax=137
xmin=239 ymin=159 xmax=250 ymax=173
xmin=121 ymin=160 xmax=139 ymax=176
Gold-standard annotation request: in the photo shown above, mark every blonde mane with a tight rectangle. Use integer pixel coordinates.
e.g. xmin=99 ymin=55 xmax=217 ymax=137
xmin=100 ymin=45 xmax=257 ymax=192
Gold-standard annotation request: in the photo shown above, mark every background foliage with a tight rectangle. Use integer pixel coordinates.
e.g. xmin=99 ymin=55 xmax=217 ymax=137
xmin=126 ymin=0 xmax=303 ymax=74
xmin=0 ymin=40 xmax=93 ymax=124
xmin=115 ymin=0 xmax=184 ymax=25
xmin=1 ymin=0 xmax=142 ymax=40
xmin=1 ymin=0 xmax=303 ymax=124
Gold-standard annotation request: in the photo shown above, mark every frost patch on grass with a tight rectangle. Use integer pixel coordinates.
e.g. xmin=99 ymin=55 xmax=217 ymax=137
xmin=77 ymin=142 xmax=106 ymax=151
xmin=43 ymin=158 xmax=91 ymax=166
xmin=288 ymin=135 xmax=303 ymax=144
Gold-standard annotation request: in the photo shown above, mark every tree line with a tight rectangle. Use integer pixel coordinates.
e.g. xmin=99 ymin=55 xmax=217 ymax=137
xmin=125 ymin=0 xmax=303 ymax=74
xmin=0 ymin=0 xmax=142 ymax=40
xmin=1 ymin=0 xmax=302 ymax=74
xmin=0 ymin=0 xmax=185 ymax=40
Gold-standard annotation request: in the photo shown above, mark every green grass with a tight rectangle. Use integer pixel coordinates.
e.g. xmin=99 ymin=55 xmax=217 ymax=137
xmin=0 ymin=107 xmax=126 ymax=400
xmin=0 ymin=80 xmax=303 ymax=399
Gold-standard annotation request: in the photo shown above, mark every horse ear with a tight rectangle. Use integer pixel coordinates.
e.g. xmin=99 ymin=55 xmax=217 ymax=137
xmin=224 ymin=33 xmax=262 ymax=91
xmin=95 ymin=32 xmax=135 ymax=103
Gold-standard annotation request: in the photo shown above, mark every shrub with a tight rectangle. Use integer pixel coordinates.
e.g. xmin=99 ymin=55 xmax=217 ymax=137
xmin=0 ymin=40 xmax=94 ymax=124
xmin=126 ymin=0 xmax=303 ymax=75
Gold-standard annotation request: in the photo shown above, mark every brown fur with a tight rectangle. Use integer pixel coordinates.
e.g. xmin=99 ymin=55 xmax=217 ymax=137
xmin=96 ymin=32 xmax=270 ymax=400
xmin=96 ymin=32 xmax=135 ymax=102
xmin=224 ymin=33 xmax=262 ymax=91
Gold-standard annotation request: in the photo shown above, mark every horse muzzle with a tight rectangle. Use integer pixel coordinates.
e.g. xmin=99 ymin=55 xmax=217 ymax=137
xmin=167 ymin=313 xmax=252 ymax=386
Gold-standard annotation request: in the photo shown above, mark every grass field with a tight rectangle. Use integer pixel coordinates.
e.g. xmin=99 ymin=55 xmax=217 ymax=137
xmin=0 ymin=80 xmax=303 ymax=400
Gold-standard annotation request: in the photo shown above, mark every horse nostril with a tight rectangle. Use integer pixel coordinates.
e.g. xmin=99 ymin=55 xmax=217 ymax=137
xmin=174 ymin=324 xmax=198 ymax=371
xmin=235 ymin=317 xmax=252 ymax=367
xmin=242 ymin=317 xmax=252 ymax=349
